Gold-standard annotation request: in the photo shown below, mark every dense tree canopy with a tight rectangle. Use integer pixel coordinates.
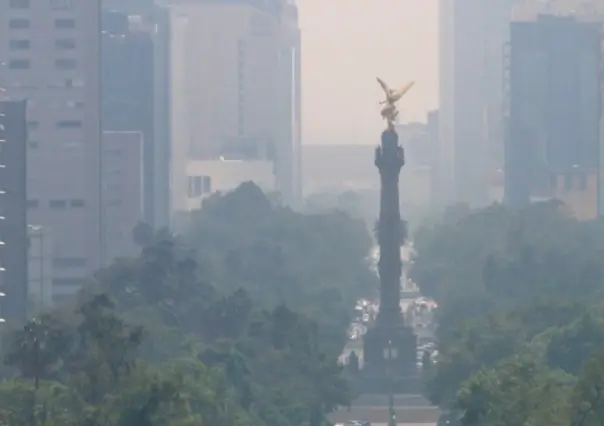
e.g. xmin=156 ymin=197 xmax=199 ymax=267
xmin=412 ymin=202 xmax=604 ymax=426
xmin=0 ymin=183 xmax=375 ymax=426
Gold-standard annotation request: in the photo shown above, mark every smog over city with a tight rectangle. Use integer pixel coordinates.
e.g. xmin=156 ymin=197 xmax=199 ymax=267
xmin=0 ymin=0 xmax=602 ymax=425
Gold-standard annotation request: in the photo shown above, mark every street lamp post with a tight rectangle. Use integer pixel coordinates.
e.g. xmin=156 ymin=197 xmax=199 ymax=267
xmin=387 ymin=339 xmax=396 ymax=426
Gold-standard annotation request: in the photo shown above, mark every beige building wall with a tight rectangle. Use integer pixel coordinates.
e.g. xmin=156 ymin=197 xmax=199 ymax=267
xmin=0 ymin=0 xmax=102 ymax=297
xmin=168 ymin=2 xmax=300 ymax=216
xmin=102 ymin=131 xmax=143 ymax=263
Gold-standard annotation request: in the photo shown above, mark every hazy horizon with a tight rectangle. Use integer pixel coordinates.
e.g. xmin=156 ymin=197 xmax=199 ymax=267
xmin=299 ymin=0 xmax=438 ymax=146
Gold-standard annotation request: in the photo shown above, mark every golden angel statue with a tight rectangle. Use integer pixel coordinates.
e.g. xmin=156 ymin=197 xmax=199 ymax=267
xmin=376 ymin=77 xmax=415 ymax=130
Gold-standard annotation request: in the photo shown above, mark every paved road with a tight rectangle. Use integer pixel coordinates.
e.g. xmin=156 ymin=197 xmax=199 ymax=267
xmin=329 ymin=394 xmax=440 ymax=425
xmin=330 ymin=406 xmax=439 ymax=424
xmin=372 ymin=423 xmax=436 ymax=426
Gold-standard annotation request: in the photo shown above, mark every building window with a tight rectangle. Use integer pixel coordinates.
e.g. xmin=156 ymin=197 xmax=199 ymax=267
xmin=70 ymin=199 xmax=84 ymax=208
xmin=27 ymin=199 xmax=39 ymax=209
xmin=203 ymin=176 xmax=212 ymax=193
xmin=10 ymin=0 xmax=30 ymax=8
xmin=50 ymin=0 xmax=73 ymax=10
xmin=55 ymin=38 xmax=76 ymax=50
xmin=187 ymin=176 xmax=212 ymax=196
xmin=52 ymin=278 xmax=82 ymax=287
xmin=9 ymin=39 xmax=30 ymax=50
xmin=61 ymin=142 xmax=80 ymax=149
xmin=65 ymin=78 xmax=84 ymax=88
xmin=55 ymin=58 xmax=77 ymax=70
xmin=187 ymin=176 xmax=202 ymax=197
xmin=564 ymin=174 xmax=573 ymax=191
xmin=27 ymin=121 xmax=39 ymax=130
xmin=9 ymin=19 xmax=30 ymax=29
xmin=105 ymin=149 xmax=121 ymax=158
xmin=106 ymin=183 xmax=120 ymax=191
xmin=27 ymin=141 xmax=39 ymax=149
xmin=579 ymin=174 xmax=587 ymax=190
xmin=56 ymin=120 xmax=82 ymax=128
xmin=9 ymin=59 xmax=30 ymax=69
xmin=53 ymin=257 xmax=87 ymax=268
xmin=66 ymin=100 xmax=84 ymax=108
xmin=194 ymin=176 xmax=202 ymax=196
xmin=54 ymin=19 xmax=75 ymax=29
xmin=49 ymin=199 xmax=67 ymax=209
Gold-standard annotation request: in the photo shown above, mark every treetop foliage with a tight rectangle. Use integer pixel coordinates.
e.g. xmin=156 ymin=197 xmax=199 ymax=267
xmin=413 ymin=201 xmax=604 ymax=426
xmin=0 ymin=182 xmax=375 ymax=426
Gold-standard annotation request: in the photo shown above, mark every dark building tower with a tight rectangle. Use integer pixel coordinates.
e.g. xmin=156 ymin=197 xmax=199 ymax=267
xmin=505 ymin=15 xmax=602 ymax=212
xmin=0 ymin=100 xmax=28 ymax=324
xmin=363 ymin=129 xmax=417 ymax=392
xmin=101 ymin=11 xmax=155 ymax=226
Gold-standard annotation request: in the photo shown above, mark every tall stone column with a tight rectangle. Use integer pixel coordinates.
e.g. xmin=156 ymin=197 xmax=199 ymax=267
xmin=362 ymin=129 xmax=417 ymax=393
xmin=375 ymin=129 xmax=404 ymax=327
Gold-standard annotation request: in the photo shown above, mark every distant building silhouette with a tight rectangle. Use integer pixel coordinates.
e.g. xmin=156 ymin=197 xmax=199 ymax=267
xmin=505 ymin=15 xmax=602 ymax=219
xmin=102 ymin=131 xmax=144 ymax=262
xmin=166 ymin=0 xmax=302 ymax=217
xmin=438 ymin=0 xmax=512 ymax=206
xmin=102 ymin=10 xmax=156 ymax=227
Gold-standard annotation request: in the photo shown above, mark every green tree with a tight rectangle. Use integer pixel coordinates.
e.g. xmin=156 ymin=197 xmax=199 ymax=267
xmin=456 ymin=355 xmax=572 ymax=426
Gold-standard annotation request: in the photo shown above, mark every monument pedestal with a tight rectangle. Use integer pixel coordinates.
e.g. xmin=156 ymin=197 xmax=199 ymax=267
xmin=362 ymin=322 xmax=418 ymax=394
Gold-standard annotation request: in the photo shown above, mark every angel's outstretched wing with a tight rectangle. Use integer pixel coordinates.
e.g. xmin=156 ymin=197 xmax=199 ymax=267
xmin=376 ymin=77 xmax=390 ymax=95
xmin=395 ymin=81 xmax=415 ymax=97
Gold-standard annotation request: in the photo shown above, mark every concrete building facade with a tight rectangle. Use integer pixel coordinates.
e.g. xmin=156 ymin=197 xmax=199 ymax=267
xmin=152 ymin=4 xmax=172 ymax=229
xmin=167 ymin=0 xmax=301 ymax=219
xmin=0 ymin=100 xmax=28 ymax=324
xmin=438 ymin=0 xmax=514 ymax=206
xmin=505 ymin=15 xmax=602 ymax=216
xmin=0 ymin=0 xmax=102 ymax=297
xmin=102 ymin=11 xmax=156 ymax=227
xmin=27 ymin=224 xmax=53 ymax=310
xmin=102 ymin=131 xmax=144 ymax=262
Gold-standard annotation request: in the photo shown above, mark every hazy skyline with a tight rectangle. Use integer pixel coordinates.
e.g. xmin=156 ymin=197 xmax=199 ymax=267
xmin=299 ymin=0 xmax=438 ymax=146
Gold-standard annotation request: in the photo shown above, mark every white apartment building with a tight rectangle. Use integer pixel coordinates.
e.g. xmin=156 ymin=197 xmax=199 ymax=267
xmin=167 ymin=0 xmax=301 ymax=218
xmin=0 ymin=0 xmax=102 ymax=296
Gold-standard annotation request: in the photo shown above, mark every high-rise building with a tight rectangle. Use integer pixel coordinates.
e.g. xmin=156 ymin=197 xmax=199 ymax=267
xmin=438 ymin=0 xmax=514 ymax=206
xmin=102 ymin=131 xmax=144 ymax=262
xmin=505 ymin=15 xmax=602 ymax=217
xmin=0 ymin=100 xmax=27 ymax=324
xmin=152 ymin=4 xmax=172 ymax=229
xmin=101 ymin=11 xmax=156 ymax=227
xmin=0 ymin=0 xmax=102 ymax=297
xmin=167 ymin=0 xmax=301 ymax=220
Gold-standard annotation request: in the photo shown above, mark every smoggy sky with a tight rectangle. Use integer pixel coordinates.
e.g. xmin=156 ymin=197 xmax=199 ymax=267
xmin=298 ymin=0 xmax=438 ymax=145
